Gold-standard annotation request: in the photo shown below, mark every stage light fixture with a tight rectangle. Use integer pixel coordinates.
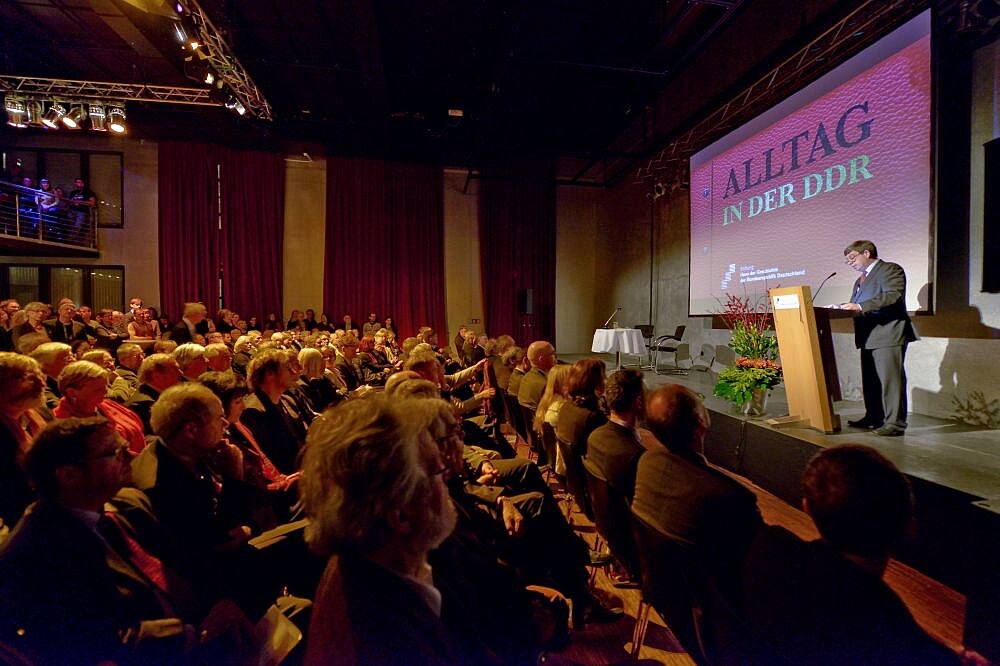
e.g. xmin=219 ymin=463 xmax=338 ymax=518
xmin=173 ymin=22 xmax=188 ymax=44
xmin=89 ymin=105 xmax=108 ymax=131
xmin=25 ymin=100 xmax=44 ymax=126
xmin=204 ymin=71 xmax=215 ymax=85
xmin=42 ymin=102 xmax=67 ymax=128
xmin=108 ymin=106 xmax=127 ymax=133
xmin=5 ymin=98 xmax=27 ymax=128
xmin=61 ymin=105 xmax=87 ymax=129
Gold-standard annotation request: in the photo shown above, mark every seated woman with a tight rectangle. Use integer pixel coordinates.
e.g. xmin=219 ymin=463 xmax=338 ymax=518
xmin=534 ymin=364 xmax=573 ymax=475
xmin=52 ymin=360 xmax=146 ymax=455
xmin=263 ymin=313 xmax=283 ymax=332
xmin=316 ymin=313 xmax=334 ymax=332
xmin=356 ymin=336 xmax=393 ymax=386
xmin=0 ymin=352 xmax=47 ymax=529
xmin=215 ymin=308 xmax=234 ymax=334
xmin=297 ymin=347 xmax=341 ymax=413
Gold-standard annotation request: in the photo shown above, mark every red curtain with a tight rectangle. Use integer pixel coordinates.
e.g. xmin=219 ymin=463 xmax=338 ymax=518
xmin=158 ymin=142 xmax=284 ymax=323
xmin=478 ymin=164 xmax=557 ymax=346
xmin=324 ymin=158 xmax=445 ymax=339
xmin=219 ymin=148 xmax=285 ymax=322
xmin=157 ymin=141 xmax=221 ymax=321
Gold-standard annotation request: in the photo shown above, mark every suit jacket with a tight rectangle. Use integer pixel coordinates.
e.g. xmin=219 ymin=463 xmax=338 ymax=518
xmin=743 ymin=525 xmax=959 ymax=665
xmin=0 ymin=419 xmax=35 ymax=529
xmin=306 ymin=552 xmax=474 ymax=665
xmin=517 ymin=367 xmax=548 ymax=411
xmin=167 ymin=319 xmax=194 ymax=344
xmin=585 ymin=421 xmax=645 ymax=501
xmin=633 ymin=446 xmax=763 ymax=598
xmin=240 ymin=389 xmax=306 ymax=474
xmin=850 ymin=260 xmax=918 ymax=350
xmin=126 ymin=383 xmax=161 ymax=434
xmin=42 ymin=317 xmax=88 ymax=343
xmin=0 ymin=492 xmax=189 ymax=664
xmin=555 ymin=398 xmax=607 ymax=457
xmin=333 ymin=355 xmax=362 ymax=391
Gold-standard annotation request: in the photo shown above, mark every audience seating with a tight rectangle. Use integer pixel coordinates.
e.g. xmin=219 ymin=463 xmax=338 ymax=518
xmin=555 ymin=433 xmax=593 ymax=521
xmin=630 ymin=508 xmax=751 ymax=665
xmin=583 ymin=459 xmax=639 ymax=581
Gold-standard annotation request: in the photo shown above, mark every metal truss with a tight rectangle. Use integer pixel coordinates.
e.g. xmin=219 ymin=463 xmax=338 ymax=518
xmin=176 ymin=0 xmax=273 ymax=120
xmin=0 ymin=76 xmax=216 ymax=106
xmin=633 ymin=0 xmax=926 ymax=187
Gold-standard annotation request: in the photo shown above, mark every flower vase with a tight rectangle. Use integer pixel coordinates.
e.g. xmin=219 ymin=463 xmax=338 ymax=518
xmin=742 ymin=387 xmax=769 ymax=417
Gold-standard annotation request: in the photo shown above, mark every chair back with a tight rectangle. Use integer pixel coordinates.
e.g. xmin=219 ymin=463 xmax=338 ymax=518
xmin=583 ymin=460 xmax=640 ymax=579
xmin=630 ymin=509 xmax=753 ymax=666
xmin=505 ymin=393 xmax=527 ymax=440
xmin=671 ymin=324 xmax=686 ymax=340
xmin=520 ymin=404 xmax=548 ymax=466
xmin=555 ymin=434 xmax=593 ymax=520
xmin=540 ymin=422 xmax=558 ymax=476
xmin=635 ymin=324 xmax=654 ymax=340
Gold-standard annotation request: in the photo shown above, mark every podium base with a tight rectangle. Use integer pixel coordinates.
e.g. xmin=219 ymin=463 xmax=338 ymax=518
xmin=765 ymin=413 xmax=841 ymax=434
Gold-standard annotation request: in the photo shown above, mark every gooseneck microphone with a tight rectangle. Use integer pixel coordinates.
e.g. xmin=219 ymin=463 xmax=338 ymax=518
xmin=813 ymin=271 xmax=837 ymax=302
xmin=603 ymin=306 xmax=622 ymax=328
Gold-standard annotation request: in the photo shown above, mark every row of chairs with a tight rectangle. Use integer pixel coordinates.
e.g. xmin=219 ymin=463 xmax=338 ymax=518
xmin=633 ymin=324 xmax=737 ymax=375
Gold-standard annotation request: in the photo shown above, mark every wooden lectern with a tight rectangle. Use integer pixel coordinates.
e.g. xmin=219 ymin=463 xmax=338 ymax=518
xmin=767 ymin=285 xmax=840 ymax=433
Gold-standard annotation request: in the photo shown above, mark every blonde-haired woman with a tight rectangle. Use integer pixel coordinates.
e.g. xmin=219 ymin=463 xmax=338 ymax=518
xmin=533 ymin=364 xmax=572 ymax=476
xmin=53 ymin=360 xmax=146 ymax=455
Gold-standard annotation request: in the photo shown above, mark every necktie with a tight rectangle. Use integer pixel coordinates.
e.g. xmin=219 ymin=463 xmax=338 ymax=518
xmin=859 ymin=272 xmax=866 ymax=286
xmin=99 ymin=511 xmax=170 ymax=594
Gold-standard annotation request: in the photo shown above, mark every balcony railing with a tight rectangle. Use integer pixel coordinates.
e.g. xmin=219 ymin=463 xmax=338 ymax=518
xmin=0 ymin=179 xmax=98 ymax=251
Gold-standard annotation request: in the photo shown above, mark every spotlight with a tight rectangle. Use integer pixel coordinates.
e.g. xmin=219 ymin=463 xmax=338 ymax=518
xmin=173 ymin=22 xmax=188 ymax=44
xmin=25 ymin=100 xmax=44 ymax=126
xmin=89 ymin=105 xmax=107 ymax=131
xmin=204 ymin=71 xmax=215 ymax=85
xmin=5 ymin=98 xmax=27 ymax=128
xmin=42 ymin=102 xmax=67 ymax=128
xmin=108 ymin=106 xmax=127 ymax=133
xmin=61 ymin=105 xmax=87 ymax=129
xmin=224 ymin=96 xmax=245 ymax=116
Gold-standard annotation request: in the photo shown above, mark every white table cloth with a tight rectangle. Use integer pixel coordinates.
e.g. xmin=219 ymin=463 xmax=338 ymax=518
xmin=591 ymin=327 xmax=645 ymax=354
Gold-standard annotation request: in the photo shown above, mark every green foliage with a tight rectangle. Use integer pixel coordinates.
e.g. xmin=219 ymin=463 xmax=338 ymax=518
xmin=713 ymin=365 xmax=782 ymax=406
xmin=728 ymin=322 xmax=779 ymax=360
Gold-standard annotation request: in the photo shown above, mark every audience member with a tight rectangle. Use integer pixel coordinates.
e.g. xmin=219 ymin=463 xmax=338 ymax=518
xmin=174 ymin=342 xmax=208 ymax=381
xmin=126 ymin=353 xmax=183 ymax=433
xmin=12 ymin=301 xmax=49 ymax=348
xmin=68 ymin=177 xmax=97 ymax=243
xmin=169 ymin=302 xmax=207 ymax=344
xmin=29 ymin=341 xmax=74 ymax=417
xmin=301 ymin=395 xmax=470 ymax=664
xmin=115 ymin=342 xmax=144 ymax=395
xmin=92 ymin=307 xmax=130 ymax=351
xmin=0 ymin=417 xmax=257 ymax=664
xmin=204 ymin=342 xmax=233 ymax=373
xmin=743 ymin=445 xmax=966 ymax=665
xmin=634 ymin=384 xmax=763 ymax=601
xmin=53 ymin=360 xmax=146 ymax=454
xmin=0 ymin=353 xmax=46 ymax=529
xmin=240 ymin=349 xmax=307 ymax=474
xmin=585 ymin=368 xmax=646 ymax=502
xmin=79 ymin=349 xmax=134 ymax=403
xmin=555 ymin=358 xmax=608 ymax=459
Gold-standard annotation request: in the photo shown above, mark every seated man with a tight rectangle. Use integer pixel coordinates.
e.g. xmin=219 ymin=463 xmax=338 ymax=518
xmin=29 ymin=341 xmax=75 ymax=419
xmin=585 ymin=368 xmax=646 ymax=502
xmin=132 ymin=384 xmax=271 ymax=611
xmin=301 ymin=395 xmax=473 ymax=664
xmin=743 ymin=445 xmax=967 ymax=665
xmin=0 ymin=417 xmax=254 ymax=664
xmin=173 ymin=342 xmax=208 ymax=381
xmin=633 ymin=384 xmax=763 ymax=601
xmin=517 ymin=340 xmax=556 ymax=413
xmin=115 ymin=342 xmax=144 ymax=395
xmin=126 ymin=353 xmax=182 ymax=433
xmin=240 ymin=349 xmax=307 ymax=474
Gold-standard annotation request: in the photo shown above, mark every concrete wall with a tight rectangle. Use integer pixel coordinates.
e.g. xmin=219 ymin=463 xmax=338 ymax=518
xmin=1 ymin=134 xmax=160 ymax=308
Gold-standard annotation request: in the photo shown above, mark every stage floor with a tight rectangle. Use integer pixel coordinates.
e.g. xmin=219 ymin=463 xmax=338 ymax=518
xmin=576 ymin=354 xmax=1000 ymax=502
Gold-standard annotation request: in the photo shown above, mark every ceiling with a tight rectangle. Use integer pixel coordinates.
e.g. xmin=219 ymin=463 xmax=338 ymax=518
xmin=5 ymin=0 xmax=970 ymax=184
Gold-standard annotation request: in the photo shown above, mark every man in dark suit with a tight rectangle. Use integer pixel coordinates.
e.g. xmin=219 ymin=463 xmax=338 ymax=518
xmin=0 ymin=417 xmax=254 ymax=664
xmin=126 ymin=353 xmax=183 ymax=433
xmin=168 ymin=302 xmax=207 ymax=344
xmin=43 ymin=300 xmax=88 ymax=343
xmin=839 ymin=240 xmax=918 ymax=436
xmin=743 ymin=445 xmax=964 ymax=665
xmin=633 ymin=384 xmax=763 ymax=600
xmin=585 ymin=368 xmax=646 ymax=501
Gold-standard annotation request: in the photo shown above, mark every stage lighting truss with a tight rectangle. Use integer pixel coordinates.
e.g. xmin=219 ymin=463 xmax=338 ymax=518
xmin=108 ymin=106 xmax=127 ymax=133
xmin=173 ymin=0 xmax=272 ymax=120
xmin=89 ymin=104 xmax=108 ymax=131
xmin=61 ymin=104 xmax=87 ymax=129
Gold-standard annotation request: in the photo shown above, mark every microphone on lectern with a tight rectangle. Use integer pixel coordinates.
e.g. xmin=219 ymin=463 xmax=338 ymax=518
xmin=813 ymin=271 xmax=837 ymax=302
